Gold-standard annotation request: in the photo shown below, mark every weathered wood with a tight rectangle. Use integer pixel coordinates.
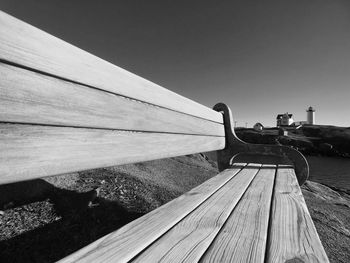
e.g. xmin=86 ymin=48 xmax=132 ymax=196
xmin=0 ymin=124 xmax=225 ymax=184
xmin=266 ymin=165 xmax=329 ymax=263
xmin=0 ymin=63 xmax=224 ymax=136
xmin=58 ymin=166 xmax=245 ymax=263
xmin=201 ymin=164 xmax=276 ymax=263
xmin=0 ymin=11 xmax=222 ymax=123
xmin=132 ymin=164 xmax=261 ymax=263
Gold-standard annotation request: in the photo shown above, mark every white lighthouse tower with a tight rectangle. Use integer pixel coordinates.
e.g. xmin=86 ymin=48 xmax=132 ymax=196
xmin=306 ymin=106 xmax=315 ymax=125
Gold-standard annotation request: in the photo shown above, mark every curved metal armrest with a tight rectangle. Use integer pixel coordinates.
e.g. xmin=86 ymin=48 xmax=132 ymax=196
xmin=213 ymin=103 xmax=309 ymax=185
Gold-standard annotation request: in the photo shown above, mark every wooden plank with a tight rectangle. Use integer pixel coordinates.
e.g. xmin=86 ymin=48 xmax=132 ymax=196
xmin=131 ymin=164 xmax=261 ymax=263
xmin=0 ymin=124 xmax=225 ymax=184
xmin=201 ymin=165 xmax=276 ymax=263
xmin=58 ymin=166 xmax=245 ymax=263
xmin=0 ymin=63 xmax=224 ymax=136
xmin=266 ymin=165 xmax=329 ymax=263
xmin=0 ymin=11 xmax=222 ymax=123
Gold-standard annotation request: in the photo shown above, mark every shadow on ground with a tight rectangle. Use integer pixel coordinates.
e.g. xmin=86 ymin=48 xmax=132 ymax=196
xmin=0 ymin=179 xmax=143 ymax=263
xmin=0 ymin=155 xmax=219 ymax=262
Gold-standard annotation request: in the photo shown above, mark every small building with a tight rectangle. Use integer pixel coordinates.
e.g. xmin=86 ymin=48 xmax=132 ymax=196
xmin=253 ymin=122 xmax=264 ymax=131
xmin=276 ymin=113 xmax=294 ymax=127
xmin=278 ymin=128 xmax=288 ymax=136
xmin=293 ymin=121 xmax=308 ymax=126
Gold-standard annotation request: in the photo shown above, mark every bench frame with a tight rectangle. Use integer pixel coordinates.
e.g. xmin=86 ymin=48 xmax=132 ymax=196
xmin=214 ymin=103 xmax=309 ymax=185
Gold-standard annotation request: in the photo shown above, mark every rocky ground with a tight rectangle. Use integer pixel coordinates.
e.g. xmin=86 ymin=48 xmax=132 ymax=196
xmin=0 ymin=144 xmax=349 ymax=262
xmin=0 ymin=154 xmax=218 ymax=262
xmin=235 ymin=124 xmax=350 ymax=158
xmin=302 ymin=181 xmax=350 ymax=263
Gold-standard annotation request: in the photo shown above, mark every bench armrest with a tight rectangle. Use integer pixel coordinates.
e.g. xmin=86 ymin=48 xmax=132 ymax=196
xmin=213 ymin=103 xmax=309 ymax=185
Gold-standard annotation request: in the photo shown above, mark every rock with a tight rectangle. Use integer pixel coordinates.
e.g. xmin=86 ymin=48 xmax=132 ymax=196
xmin=50 ymin=188 xmax=100 ymax=216
xmin=318 ymin=143 xmax=334 ymax=156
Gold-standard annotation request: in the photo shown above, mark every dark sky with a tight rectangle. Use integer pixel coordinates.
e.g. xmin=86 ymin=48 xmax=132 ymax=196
xmin=1 ymin=0 xmax=350 ymax=126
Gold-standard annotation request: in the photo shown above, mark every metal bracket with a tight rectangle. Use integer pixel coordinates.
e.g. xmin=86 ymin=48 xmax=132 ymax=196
xmin=213 ymin=103 xmax=309 ymax=185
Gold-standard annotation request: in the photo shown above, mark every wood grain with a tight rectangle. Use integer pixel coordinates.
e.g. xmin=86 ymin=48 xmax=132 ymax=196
xmin=201 ymin=165 xmax=276 ymax=263
xmin=132 ymin=164 xmax=261 ymax=263
xmin=58 ymin=166 xmax=245 ymax=263
xmin=0 ymin=11 xmax=222 ymax=123
xmin=266 ymin=166 xmax=329 ymax=263
xmin=0 ymin=63 xmax=224 ymax=136
xmin=0 ymin=123 xmax=225 ymax=184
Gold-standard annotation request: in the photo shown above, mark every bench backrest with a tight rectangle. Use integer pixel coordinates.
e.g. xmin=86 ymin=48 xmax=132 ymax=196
xmin=0 ymin=11 xmax=225 ymax=185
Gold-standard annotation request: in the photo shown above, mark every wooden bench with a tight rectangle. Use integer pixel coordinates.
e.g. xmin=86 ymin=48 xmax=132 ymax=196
xmin=0 ymin=11 xmax=329 ymax=262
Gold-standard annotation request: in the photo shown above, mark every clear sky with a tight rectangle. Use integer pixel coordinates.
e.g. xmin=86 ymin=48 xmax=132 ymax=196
xmin=1 ymin=0 xmax=349 ymax=127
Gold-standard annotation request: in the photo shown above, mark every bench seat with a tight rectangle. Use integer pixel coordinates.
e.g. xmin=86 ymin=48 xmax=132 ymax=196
xmin=59 ymin=164 xmax=328 ymax=263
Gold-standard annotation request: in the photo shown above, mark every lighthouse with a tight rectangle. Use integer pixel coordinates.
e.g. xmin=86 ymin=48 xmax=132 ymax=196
xmin=306 ymin=106 xmax=315 ymax=125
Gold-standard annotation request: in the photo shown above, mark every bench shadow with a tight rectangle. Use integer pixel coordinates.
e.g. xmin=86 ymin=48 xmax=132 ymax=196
xmin=0 ymin=179 xmax=143 ymax=263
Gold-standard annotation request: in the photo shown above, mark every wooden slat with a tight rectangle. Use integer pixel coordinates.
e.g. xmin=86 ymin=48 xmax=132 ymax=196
xmin=0 ymin=63 xmax=224 ymax=136
xmin=266 ymin=165 xmax=329 ymax=263
xmin=0 ymin=124 xmax=225 ymax=184
xmin=132 ymin=164 xmax=261 ymax=263
xmin=0 ymin=11 xmax=222 ymax=123
xmin=201 ymin=165 xmax=276 ymax=263
xmin=58 ymin=166 xmax=245 ymax=263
